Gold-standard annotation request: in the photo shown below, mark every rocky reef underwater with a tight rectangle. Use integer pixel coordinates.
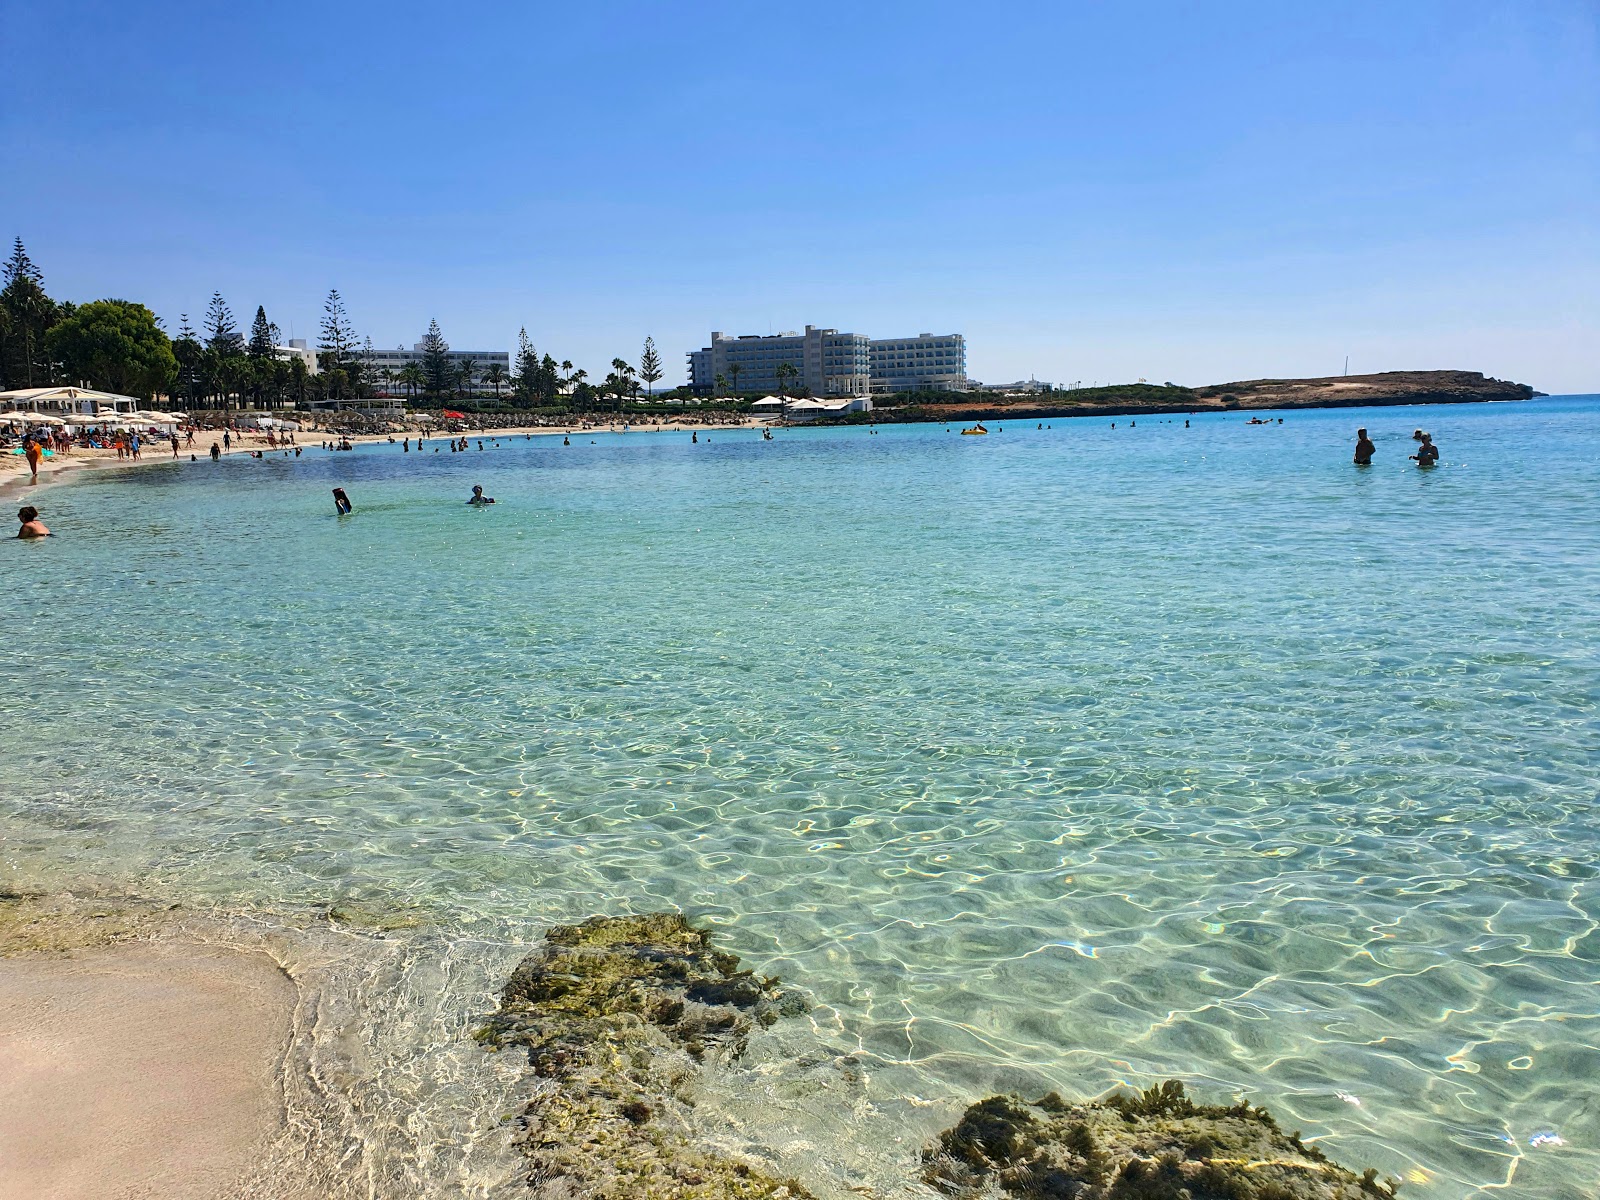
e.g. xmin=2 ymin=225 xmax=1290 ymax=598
xmin=477 ymin=912 xmax=1402 ymax=1200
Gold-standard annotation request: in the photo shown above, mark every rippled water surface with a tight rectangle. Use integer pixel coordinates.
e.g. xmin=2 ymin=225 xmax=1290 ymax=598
xmin=5 ymin=398 xmax=1599 ymax=1196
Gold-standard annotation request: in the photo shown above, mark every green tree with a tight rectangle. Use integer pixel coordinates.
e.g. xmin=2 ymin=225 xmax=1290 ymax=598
xmin=775 ymin=361 xmax=797 ymax=397
xmin=483 ymin=362 xmax=507 ymax=398
xmin=728 ymin=362 xmax=740 ymax=396
xmin=421 ymin=319 xmax=452 ymax=397
xmin=456 ymin=356 xmax=478 ymax=398
xmin=639 ymin=336 xmax=662 ymax=398
xmin=204 ymin=292 xmax=243 ymax=356
xmin=513 ymin=328 xmax=539 ymax=402
xmin=611 ymin=358 xmax=635 ymax=411
xmin=398 ymin=362 xmax=424 ymax=399
xmin=172 ymin=314 xmax=204 ymax=407
xmin=46 ymin=299 xmax=176 ymax=400
xmin=247 ymin=305 xmax=275 ymax=359
xmin=288 ymin=355 xmax=309 ymax=407
xmin=714 ymin=372 xmax=727 ymax=398
xmin=0 ymin=237 xmax=57 ymax=389
xmin=537 ymin=353 xmax=558 ymax=403
xmin=317 ymin=289 xmax=358 ymax=398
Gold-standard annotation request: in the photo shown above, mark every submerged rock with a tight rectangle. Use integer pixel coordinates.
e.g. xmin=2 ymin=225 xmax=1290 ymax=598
xmin=924 ymin=1080 xmax=1399 ymax=1199
xmin=479 ymin=912 xmax=813 ymax=1198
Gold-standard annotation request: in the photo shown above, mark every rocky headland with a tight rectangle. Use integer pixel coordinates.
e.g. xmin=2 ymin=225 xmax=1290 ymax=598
xmin=857 ymin=370 xmax=1536 ymax=426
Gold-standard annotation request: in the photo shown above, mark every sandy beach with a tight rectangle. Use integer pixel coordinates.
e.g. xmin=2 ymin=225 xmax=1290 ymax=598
xmin=0 ymin=894 xmax=306 ymax=1200
xmin=0 ymin=944 xmax=297 ymax=1200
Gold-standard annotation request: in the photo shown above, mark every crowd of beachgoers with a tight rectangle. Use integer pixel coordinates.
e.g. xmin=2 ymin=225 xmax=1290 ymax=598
xmin=1 ymin=407 xmax=768 ymax=496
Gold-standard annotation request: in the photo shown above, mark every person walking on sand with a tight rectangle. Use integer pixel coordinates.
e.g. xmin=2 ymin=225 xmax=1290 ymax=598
xmin=16 ymin=505 xmax=49 ymax=538
xmin=23 ymin=437 xmax=43 ymax=484
xmin=223 ymin=430 xmax=231 ymax=450
xmin=1353 ymin=428 xmax=1375 ymax=466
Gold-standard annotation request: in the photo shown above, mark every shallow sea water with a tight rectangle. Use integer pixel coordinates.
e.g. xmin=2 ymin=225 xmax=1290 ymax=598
xmin=4 ymin=397 xmax=1599 ymax=1197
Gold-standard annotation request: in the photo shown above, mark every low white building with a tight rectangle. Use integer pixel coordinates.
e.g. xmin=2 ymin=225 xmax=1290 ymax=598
xmin=750 ymin=395 xmax=873 ymax=422
xmin=273 ymin=339 xmax=319 ymax=374
xmin=0 ymin=386 xmax=140 ymax=416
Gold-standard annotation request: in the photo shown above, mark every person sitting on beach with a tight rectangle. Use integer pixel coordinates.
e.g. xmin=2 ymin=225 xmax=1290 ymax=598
xmin=16 ymin=505 xmax=49 ymax=538
xmin=1411 ymin=434 xmax=1439 ymax=466
xmin=332 ymin=488 xmax=353 ymax=515
xmin=1353 ymin=428 xmax=1375 ymax=465
xmin=467 ymin=485 xmax=495 ymax=506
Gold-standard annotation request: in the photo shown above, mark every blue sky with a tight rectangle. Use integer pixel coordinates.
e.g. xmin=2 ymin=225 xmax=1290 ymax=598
xmin=4 ymin=0 xmax=1596 ymax=391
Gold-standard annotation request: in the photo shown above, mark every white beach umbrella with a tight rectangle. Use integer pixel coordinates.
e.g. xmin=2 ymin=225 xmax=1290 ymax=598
xmin=26 ymin=413 xmax=66 ymax=426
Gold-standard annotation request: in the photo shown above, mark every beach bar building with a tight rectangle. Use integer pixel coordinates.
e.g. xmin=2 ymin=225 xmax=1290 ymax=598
xmin=0 ymin=386 xmax=140 ymax=418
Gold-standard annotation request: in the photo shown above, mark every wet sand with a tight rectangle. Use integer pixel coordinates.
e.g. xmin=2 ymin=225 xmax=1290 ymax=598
xmin=0 ymin=943 xmax=299 ymax=1199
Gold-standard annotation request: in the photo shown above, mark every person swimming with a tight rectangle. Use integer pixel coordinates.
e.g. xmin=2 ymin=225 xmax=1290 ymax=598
xmin=1353 ymin=427 xmax=1375 ymax=466
xmin=332 ymin=487 xmax=353 ymax=515
xmin=16 ymin=505 xmax=49 ymax=538
xmin=467 ymin=485 xmax=495 ymax=505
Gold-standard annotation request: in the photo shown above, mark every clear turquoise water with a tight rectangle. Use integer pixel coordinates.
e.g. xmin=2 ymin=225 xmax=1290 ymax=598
xmin=4 ymin=398 xmax=1598 ymax=1196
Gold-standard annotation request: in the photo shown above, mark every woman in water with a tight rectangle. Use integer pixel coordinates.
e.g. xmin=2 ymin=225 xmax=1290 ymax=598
xmin=16 ymin=505 xmax=49 ymax=538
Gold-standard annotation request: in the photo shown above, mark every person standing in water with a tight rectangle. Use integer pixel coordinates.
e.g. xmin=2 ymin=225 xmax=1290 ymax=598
xmin=210 ymin=441 xmax=221 ymax=461
xmin=1411 ymin=433 xmax=1439 ymax=467
xmin=1353 ymin=428 xmax=1375 ymax=465
xmin=467 ymin=485 xmax=495 ymax=505
xmin=16 ymin=505 xmax=49 ymax=538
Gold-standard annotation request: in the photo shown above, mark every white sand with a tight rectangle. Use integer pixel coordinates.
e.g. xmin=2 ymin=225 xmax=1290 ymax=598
xmin=0 ymin=944 xmax=297 ymax=1199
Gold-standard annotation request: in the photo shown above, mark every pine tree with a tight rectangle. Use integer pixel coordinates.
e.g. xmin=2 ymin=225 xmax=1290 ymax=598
xmin=513 ymin=327 xmax=539 ymax=401
xmin=317 ymin=289 xmax=358 ymax=397
xmin=3 ymin=237 xmax=43 ymax=287
xmin=639 ymin=337 xmax=662 ymax=398
xmin=204 ymin=292 xmax=242 ymax=355
xmin=421 ymin=319 xmax=452 ymax=398
xmin=539 ymin=353 xmax=559 ymax=403
xmin=173 ymin=314 xmax=204 ymax=406
xmin=1 ymin=237 xmax=57 ymax=388
xmin=247 ymin=305 xmax=275 ymax=358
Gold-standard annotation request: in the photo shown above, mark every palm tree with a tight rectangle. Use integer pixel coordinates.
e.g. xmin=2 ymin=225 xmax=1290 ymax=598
xmin=398 ymin=362 xmax=424 ymax=400
xmin=379 ymin=366 xmax=395 ymax=396
xmin=483 ymin=362 xmax=507 ymax=398
xmin=714 ymin=372 xmax=727 ymax=399
xmin=456 ymin=357 xmax=478 ymax=398
xmin=612 ymin=358 xmax=635 ymax=412
xmin=728 ymin=363 xmax=740 ymax=396
xmin=560 ymin=360 xmax=573 ymax=388
xmin=775 ymin=361 xmax=797 ymax=397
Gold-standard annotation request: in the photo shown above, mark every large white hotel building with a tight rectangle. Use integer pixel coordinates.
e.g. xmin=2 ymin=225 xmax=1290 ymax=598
xmin=363 ymin=342 xmax=512 ymax=393
xmin=687 ymin=326 xmax=967 ymax=397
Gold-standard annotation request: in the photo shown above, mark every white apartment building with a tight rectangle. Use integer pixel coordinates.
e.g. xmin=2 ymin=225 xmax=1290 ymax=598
xmin=687 ymin=327 xmax=871 ymax=398
xmin=362 ymin=342 xmax=512 ymax=394
xmin=273 ymin=338 xmax=319 ymax=374
xmin=687 ymin=326 xmax=966 ymax=396
xmin=868 ymin=333 xmax=967 ymax=394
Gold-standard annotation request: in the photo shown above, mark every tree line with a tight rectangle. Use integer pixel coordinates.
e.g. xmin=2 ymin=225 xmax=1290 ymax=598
xmin=0 ymin=237 xmax=673 ymax=411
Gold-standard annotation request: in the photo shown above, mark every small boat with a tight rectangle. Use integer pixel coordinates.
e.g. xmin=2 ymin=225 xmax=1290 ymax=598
xmin=961 ymin=424 xmax=988 ymax=436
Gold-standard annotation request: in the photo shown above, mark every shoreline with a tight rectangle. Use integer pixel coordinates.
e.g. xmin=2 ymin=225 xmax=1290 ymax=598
xmin=2 ymin=414 xmax=770 ymax=501
xmin=0 ymin=890 xmax=1410 ymax=1199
